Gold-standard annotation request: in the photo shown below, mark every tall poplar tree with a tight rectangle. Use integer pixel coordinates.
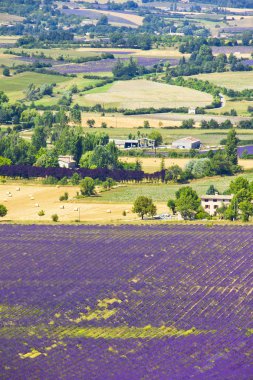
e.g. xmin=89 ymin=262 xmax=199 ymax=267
xmin=225 ymin=129 xmax=238 ymax=167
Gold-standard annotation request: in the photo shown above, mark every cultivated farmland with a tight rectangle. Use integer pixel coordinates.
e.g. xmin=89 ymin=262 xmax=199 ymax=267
xmin=0 ymin=225 xmax=252 ymax=379
xmin=61 ymin=7 xmax=143 ymax=28
xmin=0 ymin=12 xmax=24 ymax=25
xmin=81 ymin=79 xmax=213 ymax=109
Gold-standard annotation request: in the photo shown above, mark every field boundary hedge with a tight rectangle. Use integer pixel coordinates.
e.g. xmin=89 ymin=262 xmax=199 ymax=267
xmin=0 ymin=165 xmax=165 ymax=182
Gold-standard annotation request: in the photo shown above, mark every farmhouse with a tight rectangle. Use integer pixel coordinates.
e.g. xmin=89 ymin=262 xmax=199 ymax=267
xmin=110 ymin=138 xmax=155 ymax=149
xmin=172 ymin=137 xmax=201 ymax=149
xmin=58 ymin=155 xmax=76 ymax=169
xmin=201 ymin=194 xmax=233 ymax=216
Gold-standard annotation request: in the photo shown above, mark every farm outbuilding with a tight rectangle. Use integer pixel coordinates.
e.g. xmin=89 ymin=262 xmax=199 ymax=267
xmin=172 ymin=137 xmax=201 ymax=150
xmin=110 ymin=138 xmax=155 ymax=149
xmin=58 ymin=155 xmax=76 ymax=169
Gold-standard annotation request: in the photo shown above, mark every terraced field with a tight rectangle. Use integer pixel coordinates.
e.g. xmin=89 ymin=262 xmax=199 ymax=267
xmin=0 ymin=225 xmax=252 ymax=379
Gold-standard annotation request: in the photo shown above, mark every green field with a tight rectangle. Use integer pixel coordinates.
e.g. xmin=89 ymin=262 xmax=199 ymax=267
xmin=192 ymin=71 xmax=253 ymax=91
xmin=0 ymin=72 xmax=100 ymax=104
xmin=0 ymin=72 xmax=71 ymax=102
xmin=77 ymin=172 xmax=253 ymax=203
xmin=1 ymin=48 xmax=101 ymax=61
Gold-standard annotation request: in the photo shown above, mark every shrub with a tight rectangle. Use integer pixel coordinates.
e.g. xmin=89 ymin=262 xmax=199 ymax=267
xmin=51 ymin=214 xmax=59 ymax=222
xmin=59 ymin=176 xmax=68 ymax=185
xmin=3 ymin=68 xmax=10 ymax=77
xmin=0 ymin=204 xmax=7 ymax=217
xmin=38 ymin=210 xmax=45 ymax=216
xmin=59 ymin=192 xmax=68 ymax=201
xmin=70 ymin=173 xmax=80 ymax=185
xmin=42 ymin=176 xmax=58 ymax=185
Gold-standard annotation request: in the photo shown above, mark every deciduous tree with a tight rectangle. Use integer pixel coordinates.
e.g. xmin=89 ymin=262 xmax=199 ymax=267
xmin=132 ymin=196 xmax=156 ymax=220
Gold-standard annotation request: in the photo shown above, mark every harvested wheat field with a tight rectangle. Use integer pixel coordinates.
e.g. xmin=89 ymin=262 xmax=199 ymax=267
xmin=81 ymin=112 xmax=181 ymax=129
xmin=120 ymin=157 xmax=191 ymax=172
xmin=84 ymin=79 xmax=213 ymax=110
xmin=120 ymin=157 xmax=253 ymax=173
xmin=0 ymin=184 xmax=166 ymax=222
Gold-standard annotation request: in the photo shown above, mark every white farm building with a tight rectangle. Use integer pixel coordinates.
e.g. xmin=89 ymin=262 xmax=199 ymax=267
xmin=172 ymin=137 xmax=201 ymax=150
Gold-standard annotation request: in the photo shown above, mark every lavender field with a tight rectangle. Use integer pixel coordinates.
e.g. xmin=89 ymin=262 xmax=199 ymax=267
xmin=212 ymin=46 xmax=253 ymax=55
xmin=14 ymin=56 xmax=177 ymax=74
xmin=53 ymin=57 xmax=176 ymax=74
xmin=0 ymin=225 xmax=252 ymax=379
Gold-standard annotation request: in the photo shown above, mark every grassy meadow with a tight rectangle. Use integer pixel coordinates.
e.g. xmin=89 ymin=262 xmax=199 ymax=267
xmin=207 ymin=98 xmax=253 ymax=117
xmin=73 ymin=171 xmax=253 ymax=204
xmin=192 ymin=71 xmax=253 ymax=91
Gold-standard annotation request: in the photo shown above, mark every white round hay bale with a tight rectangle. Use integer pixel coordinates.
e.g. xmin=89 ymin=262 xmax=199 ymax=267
xmin=106 ymin=209 xmax=111 ymax=213
xmin=74 ymin=207 xmax=78 ymax=211
xmin=8 ymin=194 xmax=12 ymax=197
xmin=30 ymin=197 xmax=34 ymax=200
xmin=60 ymin=205 xmax=65 ymax=209
xmin=125 ymin=210 xmax=129 ymax=213
xmin=6 ymin=192 xmax=10 ymax=195
xmin=16 ymin=187 xmax=20 ymax=191
xmin=35 ymin=203 xmax=39 ymax=207
xmin=3 ymin=199 xmax=7 ymax=202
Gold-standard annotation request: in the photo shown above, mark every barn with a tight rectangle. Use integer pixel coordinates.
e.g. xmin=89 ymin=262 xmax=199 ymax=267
xmin=172 ymin=137 xmax=201 ymax=149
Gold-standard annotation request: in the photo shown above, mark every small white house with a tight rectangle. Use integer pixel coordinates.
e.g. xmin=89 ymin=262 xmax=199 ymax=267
xmin=188 ymin=107 xmax=196 ymax=115
xmin=58 ymin=155 xmax=76 ymax=169
xmin=172 ymin=137 xmax=201 ymax=150
xmin=201 ymin=194 xmax=233 ymax=216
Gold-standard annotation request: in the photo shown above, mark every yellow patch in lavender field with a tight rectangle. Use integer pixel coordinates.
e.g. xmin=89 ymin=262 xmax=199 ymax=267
xmin=1 ymin=324 xmax=216 ymax=341
xmin=19 ymin=349 xmax=42 ymax=359
xmin=58 ymin=325 xmax=215 ymax=339
xmin=69 ymin=298 xmax=122 ymax=323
